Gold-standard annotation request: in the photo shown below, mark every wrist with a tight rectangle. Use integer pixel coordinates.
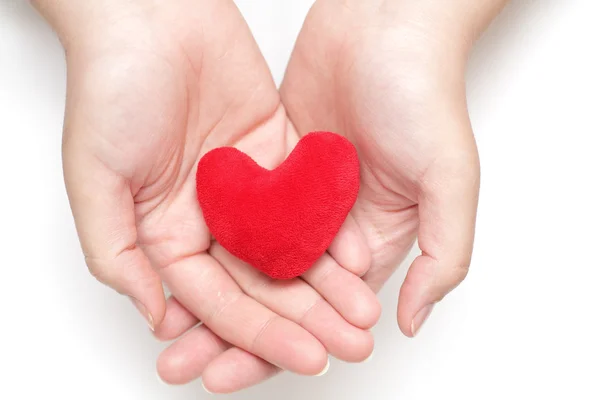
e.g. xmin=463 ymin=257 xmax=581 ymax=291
xmin=329 ymin=0 xmax=508 ymax=63
xmin=30 ymin=0 xmax=214 ymax=51
xmin=30 ymin=1 xmax=124 ymax=47
xmin=31 ymin=1 xmax=173 ymax=52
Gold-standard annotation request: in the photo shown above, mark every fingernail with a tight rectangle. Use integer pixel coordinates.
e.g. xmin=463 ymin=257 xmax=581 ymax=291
xmin=201 ymin=380 xmax=214 ymax=394
xmin=315 ymin=358 xmax=330 ymax=376
xmin=411 ymin=303 xmax=434 ymax=337
xmin=130 ymin=297 xmax=154 ymax=331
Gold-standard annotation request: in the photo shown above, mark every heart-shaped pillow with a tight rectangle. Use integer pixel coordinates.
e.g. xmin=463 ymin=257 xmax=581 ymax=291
xmin=196 ymin=131 xmax=360 ymax=279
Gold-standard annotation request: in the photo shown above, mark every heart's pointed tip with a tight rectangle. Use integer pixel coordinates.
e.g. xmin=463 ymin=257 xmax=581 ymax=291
xmin=262 ymin=270 xmax=306 ymax=280
xmin=266 ymin=274 xmax=300 ymax=280
xmin=260 ymin=261 xmax=316 ymax=280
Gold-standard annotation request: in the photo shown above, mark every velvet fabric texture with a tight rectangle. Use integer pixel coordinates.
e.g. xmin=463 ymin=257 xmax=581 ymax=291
xmin=196 ymin=132 xmax=360 ymax=279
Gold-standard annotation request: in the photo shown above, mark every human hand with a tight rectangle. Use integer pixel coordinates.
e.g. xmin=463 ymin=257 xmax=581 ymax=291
xmin=33 ymin=0 xmax=380 ymax=392
xmin=282 ymin=0 xmax=507 ymax=337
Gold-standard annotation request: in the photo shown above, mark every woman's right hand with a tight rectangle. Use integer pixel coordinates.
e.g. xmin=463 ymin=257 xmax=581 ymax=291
xmin=33 ymin=0 xmax=380 ymax=393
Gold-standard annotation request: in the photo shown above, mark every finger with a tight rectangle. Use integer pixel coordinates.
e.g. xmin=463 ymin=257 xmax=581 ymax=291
xmin=397 ymin=148 xmax=480 ymax=337
xmin=328 ymin=214 xmax=371 ymax=276
xmin=157 ymin=324 xmax=228 ymax=385
xmin=211 ymin=244 xmax=374 ymax=362
xmin=303 ymin=253 xmax=381 ymax=329
xmin=158 ymin=322 xmax=281 ymax=390
xmin=153 ymin=296 xmax=200 ymax=341
xmin=202 ymin=348 xmax=281 ymax=394
xmin=63 ymin=152 xmax=166 ymax=330
xmin=159 ymin=254 xmax=328 ymax=375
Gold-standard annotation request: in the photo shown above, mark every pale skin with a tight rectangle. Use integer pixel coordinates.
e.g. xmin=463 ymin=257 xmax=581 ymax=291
xmin=32 ymin=0 xmax=509 ymax=394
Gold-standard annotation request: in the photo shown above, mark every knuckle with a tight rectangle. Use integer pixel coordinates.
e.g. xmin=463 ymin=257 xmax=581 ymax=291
xmin=445 ymin=256 xmax=471 ymax=288
xmin=299 ymin=297 xmax=324 ymax=325
xmin=205 ymin=291 xmax=242 ymax=325
xmin=430 ymin=256 xmax=472 ymax=303
xmin=250 ymin=315 xmax=279 ymax=354
xmin=83 ymin=248 xmax=153 ymax=295
xmin=84 ymin=255 xmax=128 ymax=294
xmin=84 ymin=255 xmax=111 ymax=285
xmin=452 ymin=262 xmax=470 ymax=283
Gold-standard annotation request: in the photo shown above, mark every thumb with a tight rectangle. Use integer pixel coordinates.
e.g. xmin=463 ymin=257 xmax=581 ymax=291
xmin=397 ymin=138 xmax=480 ymax=337
xmin=63 ymin=144 xmax=166 ymax=331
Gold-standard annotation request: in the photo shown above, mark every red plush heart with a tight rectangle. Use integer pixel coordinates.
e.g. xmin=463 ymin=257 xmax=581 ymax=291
xmin=196 ymin=132 xmax=360 ymax=279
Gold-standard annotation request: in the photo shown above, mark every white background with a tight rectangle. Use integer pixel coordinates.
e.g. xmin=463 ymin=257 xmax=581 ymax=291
xmin=1 ymin=0 xmax=599 ymax=399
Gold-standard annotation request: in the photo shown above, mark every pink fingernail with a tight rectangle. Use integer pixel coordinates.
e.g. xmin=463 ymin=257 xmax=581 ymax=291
xmin=411 ymin=304 xmax=434 ymax=337
xmin=201 ymin=380 xmax=214 ymax=394
xmin=315 ymin=358 xmax=330 ymax=376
